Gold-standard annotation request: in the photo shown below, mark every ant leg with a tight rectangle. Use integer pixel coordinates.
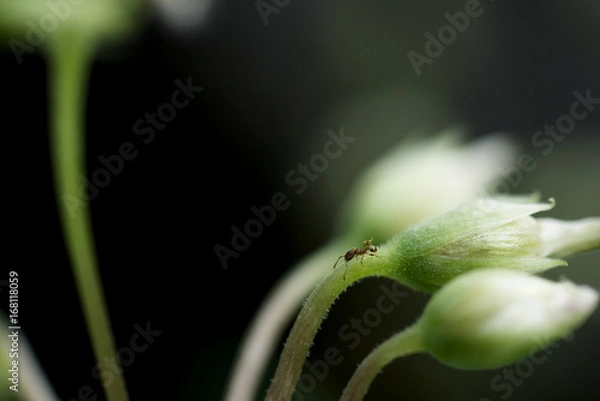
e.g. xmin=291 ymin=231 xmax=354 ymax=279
xmin=343 ymin=262 xmax=349 ymax=280
xmin=368 ymin=252 xmax=383 ymax=260
xmin=333 ymin=255 xmax=344 ymax=270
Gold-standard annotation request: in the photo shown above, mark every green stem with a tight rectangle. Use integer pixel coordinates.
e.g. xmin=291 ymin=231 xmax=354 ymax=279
xmin=224 ymin=238 xmax=348 ymax=401
xmin=47 ymin=33 xmax=129 ymax=401
xmin=264 ymin=246 xmax=397 ymax=401
xmin=339 ymin=324 xmax=424 ymax=401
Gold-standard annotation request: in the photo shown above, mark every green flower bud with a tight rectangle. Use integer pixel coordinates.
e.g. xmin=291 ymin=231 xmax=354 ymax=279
xmin=419 ymin=268 xmax=598 ymax=369
xmin=388 ymin=195 xmax=600 ymax=292
xmin=0 ymin=0 xmax=143 ymax=45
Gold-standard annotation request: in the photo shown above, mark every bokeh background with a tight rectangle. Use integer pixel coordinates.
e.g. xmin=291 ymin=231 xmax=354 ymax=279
xmin=2 ymin=0 xmax=600 ymax=400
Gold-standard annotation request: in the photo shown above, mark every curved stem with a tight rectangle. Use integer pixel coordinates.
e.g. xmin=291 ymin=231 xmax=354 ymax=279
xmin=224 ymin=238 xmax=347 ymax=401
xmin=264 ymin=247 xmax=397 ymax=401
xmin=340 ymin=324 xmax=424 ymax=401
xmin=48 ymin=33 xmax=129 ymax=401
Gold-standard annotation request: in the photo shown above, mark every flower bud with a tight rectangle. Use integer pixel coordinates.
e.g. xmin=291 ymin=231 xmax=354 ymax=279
xmin=419 ymin=269 xmax=598 ymax=369
xmin=537 ymin=217 xmax=600 ymax=258
xmin=337 ymin=132 xmax=517 ymax=242
xmin=0 ymin=0 xmax=141 ymax=44
xmin=388 ymin=195 xmax=600 ymax=292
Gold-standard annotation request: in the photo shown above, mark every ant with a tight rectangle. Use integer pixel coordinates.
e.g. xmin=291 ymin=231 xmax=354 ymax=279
xmin=333 ymin=238 xmax=382 ymax=280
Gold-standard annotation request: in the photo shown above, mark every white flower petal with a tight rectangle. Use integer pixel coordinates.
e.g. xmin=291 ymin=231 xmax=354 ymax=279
xmin=537 ymin=217 xmax=600 ymax=258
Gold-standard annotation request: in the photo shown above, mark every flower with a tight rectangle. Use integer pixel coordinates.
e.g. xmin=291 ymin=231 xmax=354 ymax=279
xmin=152 ymin=0 xmax=215 ymax=31
xmin=387 ymin=195 xmax=600 ymax=293
xmin=0 ymin=0 xmax=143 ymax=48
xmin=537 ymin=217 xmax=600 ymax=258
xmin=337 ymin=132 xmax=518 ymax=242
xmin=418 ymin=268 xmax=598 ymax=369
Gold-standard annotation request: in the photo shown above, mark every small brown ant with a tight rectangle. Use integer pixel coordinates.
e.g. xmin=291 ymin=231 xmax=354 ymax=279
xmin=333 ymin=238 xmax=382 ymax=280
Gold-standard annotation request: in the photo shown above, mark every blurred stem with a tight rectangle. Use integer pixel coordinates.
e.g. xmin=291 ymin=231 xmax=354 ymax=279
xmin=224 ymin=238 xmax=348 ymax=401
xmin=48 ymin=33 xmax=129 ymax=401
xmin=264 ymin=246 xmax=397 ymax=401
xmin=339 ymin=324 xmax=424 ymax=401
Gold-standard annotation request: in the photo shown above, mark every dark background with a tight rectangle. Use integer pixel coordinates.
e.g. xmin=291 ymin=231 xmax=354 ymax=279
xmin=3 ymin=1 xmax=600 ymax=400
